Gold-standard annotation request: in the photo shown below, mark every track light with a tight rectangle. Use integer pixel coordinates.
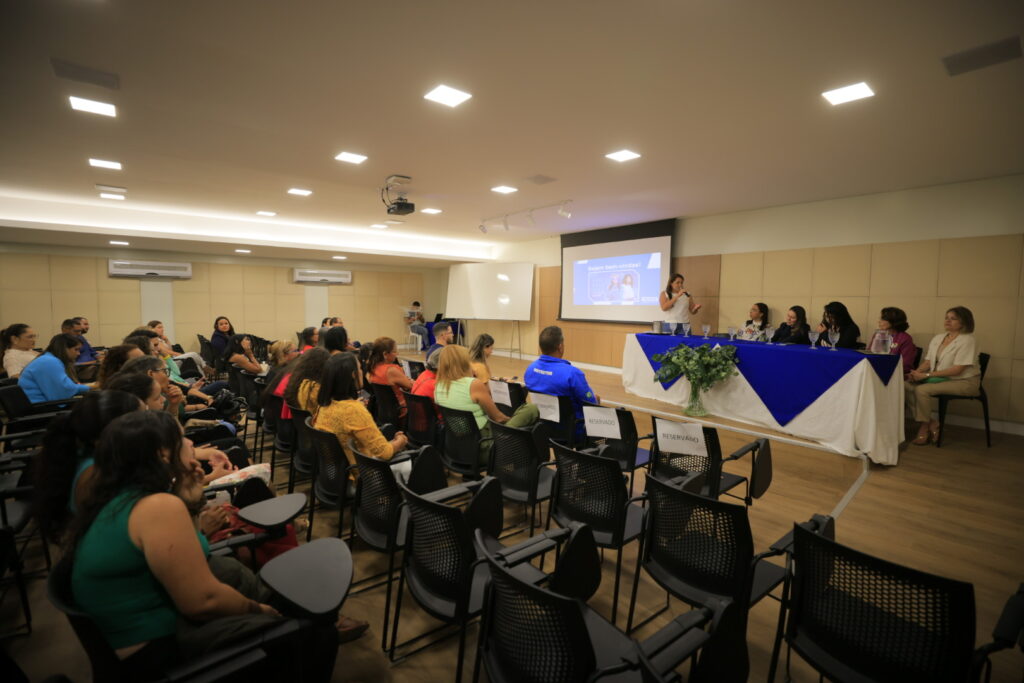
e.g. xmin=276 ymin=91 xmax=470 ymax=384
xmin=479 ymin=224 xmax=488 ymax=234
xmin=557 ymin=202 xmax=572 ymax=219
xmin=503 ymin=215 xmax=510 ymax=231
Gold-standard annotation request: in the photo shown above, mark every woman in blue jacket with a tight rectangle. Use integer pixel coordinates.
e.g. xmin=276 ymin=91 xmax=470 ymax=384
xmin=18 ymin=333 xmax=92 ymax=402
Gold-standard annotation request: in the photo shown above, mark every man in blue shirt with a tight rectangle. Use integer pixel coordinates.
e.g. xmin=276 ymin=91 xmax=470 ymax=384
xmin=73 ymin=317 xmax=99 ymax=363
xmin=425 ymin=321 xmax=453 ymax=359
xmin=524 ymin=326 xmax=600 ymax=434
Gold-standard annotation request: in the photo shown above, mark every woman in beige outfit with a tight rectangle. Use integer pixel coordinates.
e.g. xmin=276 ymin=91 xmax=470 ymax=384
xmin=904 ymin=306 xmax=981 ymax=445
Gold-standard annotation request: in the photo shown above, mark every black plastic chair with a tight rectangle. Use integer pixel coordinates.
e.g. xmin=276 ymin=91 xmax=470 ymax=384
xmin=487 ymin=420 xmax=553 ymax=536
xmin=489 ymin=380 xmax=526 ymax=417
xmin=370 ymin=382 xmax=405 ymax=430
xmin=547 ymin=441 xmax=645 ymax=626
xmin=48 ymin=554 xmax=308 ymax=683
xmin=473 ymin=525 xmax=736 ymax=683
xmin=771 ymin=523 xmax=992 ymax=683
xmin=305 ymin=418 xmax=353 ymax=542
xmin=403 ymin=390 xmax=440 ymax=448
xmin=530 ymin=391 xmax=583 ymax=450
xmin=649 ymin=418 xmax=772 ymax=506
xmin=263 ymin=393 xmax=291 ymax=483
xmin=936 ymin=352 xmax=991 ymax=448
xmin=626 ymin=475 xmax=789 ymax=681
xmin=0 ymin=384 xmax=76 ymax=434
xmin=390 ymin=478 xmax=547 ymax=682
xmin=437 ymin=405 xmax=489 ymax=478
xmin=284 ymin=405 xmax=317 ymax=497
xmin=0 ymin=527 xmax=31 ymax=638
xmin=583 ymin=405 xmax=653 ymax=496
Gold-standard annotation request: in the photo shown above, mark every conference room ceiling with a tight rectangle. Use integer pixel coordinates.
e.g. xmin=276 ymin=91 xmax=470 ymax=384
xmin=0 ymin=0 xmax=1022 ymax=263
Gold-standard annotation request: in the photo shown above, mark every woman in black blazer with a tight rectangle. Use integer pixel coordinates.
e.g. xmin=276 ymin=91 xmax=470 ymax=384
xmin=814 ymin=301 xmax=861 ymax=349
xmin=770 ymin=306 xmax=811 ymax=344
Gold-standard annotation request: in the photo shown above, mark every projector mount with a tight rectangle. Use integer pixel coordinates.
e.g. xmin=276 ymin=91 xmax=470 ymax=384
xmin=381 ymin=175 xmax=415 ymax=216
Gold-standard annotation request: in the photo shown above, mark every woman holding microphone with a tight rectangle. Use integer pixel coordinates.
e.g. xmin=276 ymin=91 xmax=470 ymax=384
xmin=659 ymin=273 xmax=702 ymax=334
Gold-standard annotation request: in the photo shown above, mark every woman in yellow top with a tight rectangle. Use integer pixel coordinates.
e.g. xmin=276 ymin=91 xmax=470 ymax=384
xmin=312 ymin=353 xmax=408 ymax=472
xmin=282 ymin=348 xmax=330 ymax=415
xmin=468 ymin=333 xmax=494 ymax=384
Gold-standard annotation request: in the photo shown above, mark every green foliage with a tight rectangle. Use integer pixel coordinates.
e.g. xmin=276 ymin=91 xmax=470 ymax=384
xmin=652 ymin=343 xmax=739 ymax=394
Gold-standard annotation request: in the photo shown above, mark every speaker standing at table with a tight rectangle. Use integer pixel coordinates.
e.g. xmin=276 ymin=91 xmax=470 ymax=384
xmin=658 ymin=273 xmax=702 ymax=334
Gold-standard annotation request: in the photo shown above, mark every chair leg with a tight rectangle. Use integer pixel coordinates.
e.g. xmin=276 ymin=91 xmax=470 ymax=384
xmin=611 ymin=545 xmax=624 ymax=625
xmin=626 ymin=535 xmax=644 ymax=633
xmin=936 ymin=397 xmax=948 ymax=447
xmin=455 ymin=620 xmax=468 ymax=683
xmin=981 ymin=395 xmax=992 ymax=447
xmin=381 ymin=548 xmax=397 ymax=652
xmin=767 ymin=558 xmax=793 ymax=683
xmin=388 ymin=564 xmax=407 ymax=661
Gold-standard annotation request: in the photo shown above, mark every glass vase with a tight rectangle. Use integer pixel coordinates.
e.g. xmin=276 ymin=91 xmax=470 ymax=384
xmin=685 ymin=388 xmax=708 ymax=417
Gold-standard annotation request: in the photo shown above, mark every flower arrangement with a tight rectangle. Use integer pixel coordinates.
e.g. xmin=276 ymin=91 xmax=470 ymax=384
xmin=652 ymin=343 xmax=740 ymax=416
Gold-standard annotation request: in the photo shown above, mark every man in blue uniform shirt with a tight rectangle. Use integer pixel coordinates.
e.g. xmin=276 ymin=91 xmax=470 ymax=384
xmin=524 ymin=326 xmax=600 ymax=435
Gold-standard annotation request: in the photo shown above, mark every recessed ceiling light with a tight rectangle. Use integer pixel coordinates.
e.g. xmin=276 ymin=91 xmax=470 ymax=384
xmin=95 ymin=184 xmax=126 ymax=193
xmin=491 ymin=186 xmax=518 ymax=194
xmin=69 ymin=96 xmax=116 ymax=117
xmin=370 ymin=224 xmax=388 ymax=229
xmin=109 ymin=240 xmax=129 ymax=246
xmin=334 ymin=151 xmax=368 ymax=164
xmin=332 ymin=255 xmax=348 ymax=260
xmin=421 ymin=208 xmax=443 ymax=214
xmin=384 ymin=219 xmax=404 ymax=225
xmin=99 ymin=192 xmax=124 ymax=200
xmin=605 ymin=149 xmax=641 ymax=162
xmin=822 ymin=82 xmax=874 ymax=105
xmin=497 ymin=273 xmax=510 ymax=281
xmin=287 ymin=188 xmax=312 ymax=196
xmin=235 ymin=249 xmax=252 ymax=254
xmin=256 ymin=210 xmax=277 ymax=216
xmin=89 ymin=158 xmax=122 ymax=170
xmin=424 ymin=84 xmax=472 ymax=108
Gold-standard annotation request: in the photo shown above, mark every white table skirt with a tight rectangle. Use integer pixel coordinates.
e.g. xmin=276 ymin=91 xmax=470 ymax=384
xmin=621 ymin=334 xmax=903 ymax=465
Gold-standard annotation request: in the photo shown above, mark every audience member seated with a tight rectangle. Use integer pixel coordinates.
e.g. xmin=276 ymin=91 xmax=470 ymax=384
xmin=404 ymin=301 xmax=428 ymax=350
xmin=224 ymin=334 xmax=263 ymax=375
xmin=282 ymin=348 xmax=330 ymax=414
xmin=210 ymin=316 xmax=235 ymax=357
xmin=96 ymin=344 xmax=146 ymax=387
xmin=72 ymin=315 xmax=101 ymax=363
xmin=67 ymin=411 xmax=339 ymax=681
xmin=312 ymin=353 xmax=409 ymax=475
xmin=658 ymin=272 xmax=702 ymax=334
xmin=524 ymin=325 xmax=599 ymax=436
xmin=18 ymin=333 xmax=92 ymax=403
xmin=469 ymin=333 xmax=495 ymax=384
xmin=132 ymin=328 xmax=225 ymax=404
xmin=117 ymin=356 xmax=190 ymax=416
xmin=321 ymin=326 xmax=351 ymax=355
xmin=869 ymin=307 xmax=916 ymax=378
xmin=770 ymin=305 xmax=811 ymax=344
xmin=425 ymin=321 xmax=453 ymax=359
xmin=148 ymin=320 xmax=211 ymax=376
xmin=905 ymin=306 xmax=980 ymax=445
xmin=814 ymin=301 xmax=861 ymax=349
xmin=1 ymin=323 xmax=39 ymax=378
xmin=435 ymin=345 xmax=539 ymax=467
xmin=738 ymin=302 xmax=769 ymax=340
xmin=367 ymin=337 xmax=413 ymax=418
xmin=298 ymin=326 xmax=319 ymax=353
xmin=265 ymin=339 xmax=298 ymax=389
xmin=411 ymin=348 xmax=441 ymax=401
xmin=32 ymin=390 xmax=144 ymax=540
xmin=320 ymin=316 xmax=337 ymax=327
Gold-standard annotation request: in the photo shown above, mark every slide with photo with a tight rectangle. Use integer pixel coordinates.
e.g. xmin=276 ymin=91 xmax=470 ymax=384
xmin=573 ymin=252 xmax=662 ymax=306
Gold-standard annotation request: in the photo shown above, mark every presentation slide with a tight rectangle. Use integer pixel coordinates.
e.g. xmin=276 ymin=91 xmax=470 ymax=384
xmin=561 ymin=233 xmax=673 ymax=323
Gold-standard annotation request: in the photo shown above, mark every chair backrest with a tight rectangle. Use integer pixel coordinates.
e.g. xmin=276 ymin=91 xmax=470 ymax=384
xmin=530 ymin=391 xmax=579 ymax=448
xmin=488 ymin=421 xmax=545 ymax=500
xmin=306 ymin=418 xmax=350 ymax=503
xmin=0 ymin=384 xmax=34 ymax=418
xmin=650 ymin=417 xmax=727 ymax=496
xmin=263 ymin=392 xmax=284 ymax=435
xmin=407 ymin=360 xmax=425 ymax=381
xmin=352 ymin=447 xmax=402 ymax=544
xmin=47 ymin=555 xmax=123 ymax=682
xmin=437 ymin=405 xmax=484 ymax=474
xmin=227 ymin=365 xmax=242 ymax=395
xmin=405 ymin=445 xmax=450 ymax=495
xmin=477 ymin=539 xmax=596 ymax=683
xmin=913 ymin=345 xmax=923 ymax=371
xmin=197 ymin=334 xmax=215 ymax=365
xmin=235 ymin=371 xmax=262 ymax=412
xmin=370 ymin=383 xmax=401 ymax=427
xmin=979 ymin=352 xmax=991 ymax=382
xmin=550 ymin=442 xmax=628 ymax=541
xmin=583 ymin=405 xmax=640 ymax=471
xmin=490 ymin=380 xmax=526 ymax=417
xmin=403 ymin=391 xmax=438 ymax=446
xmin=788 ymin=523 xmax=977 ymax=682
xmin=643 ymin=475 xmax=754 ymax=607
xmin=288 ymin=406 xmax=316 ymax=472
xmin=399 ymin=481 xmax=478 ymax=610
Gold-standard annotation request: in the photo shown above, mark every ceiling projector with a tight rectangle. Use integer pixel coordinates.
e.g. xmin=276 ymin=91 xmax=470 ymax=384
xmin=382 ymin=174 xmax=415 ymax=216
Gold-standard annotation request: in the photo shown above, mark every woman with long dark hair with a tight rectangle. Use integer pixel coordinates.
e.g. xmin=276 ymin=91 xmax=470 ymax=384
xmin=298 ymin=326 xmax=318 ymax=352
xmin=224 ymin=334 xmax=262 ymax=374
xmin=658 ymin=273 xmax=702 ymax=334
xmin=282 ymin=347 xmax=330 ymax=414
xmin=321 ymin=326 xmax=350 ymax=355
xmin=814 ymin=301 xmax=861 ymax=349
xmin=366 ymin=336 xmax=413 ymax=418
xmin=1 ymin=322 xmax=38 ymax=378
xmin=770 ymin=306 xmax=810 ymax=344
xmin=18 ymin=333 xmax=92 ymax=402
xmin=96 ymin=344 xmax=146 ymax=388
xmin=210 ymin=316 xmax=234 ymax=357
xmin=739 ymin=303 xmax=770 ymax=341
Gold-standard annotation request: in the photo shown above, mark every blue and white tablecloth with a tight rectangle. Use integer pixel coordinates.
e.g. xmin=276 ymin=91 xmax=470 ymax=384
xmin=622 ymin=334 xmax=904 ymax=465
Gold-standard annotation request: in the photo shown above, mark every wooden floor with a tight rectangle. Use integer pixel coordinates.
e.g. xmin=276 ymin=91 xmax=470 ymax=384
xmin=4 ymin=353 xmax=1023 ymax=682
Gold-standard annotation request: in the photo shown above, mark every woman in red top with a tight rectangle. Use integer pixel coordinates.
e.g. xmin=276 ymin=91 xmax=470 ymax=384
xmin=367 ymin=337 xmax=412 ymax=417
xmin=868 ymin=307 xmax=916 ymax=379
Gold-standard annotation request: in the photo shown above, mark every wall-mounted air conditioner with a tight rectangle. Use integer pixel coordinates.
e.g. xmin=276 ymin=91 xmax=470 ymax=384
xmin=292 ymin=268 xmax=352 ymax=284
xmin=108 ymin=259 xmax=192 ymax=279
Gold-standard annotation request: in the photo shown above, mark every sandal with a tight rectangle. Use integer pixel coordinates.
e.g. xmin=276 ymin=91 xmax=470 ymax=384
xmin=911 ymin=432 xmax=931 ymax=446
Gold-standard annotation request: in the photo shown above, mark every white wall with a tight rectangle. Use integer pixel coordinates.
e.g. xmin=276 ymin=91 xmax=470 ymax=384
xmin=139 ymin=280 xmax=175 ymax=339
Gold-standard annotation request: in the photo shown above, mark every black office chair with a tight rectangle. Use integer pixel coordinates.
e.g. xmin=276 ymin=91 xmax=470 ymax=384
xmin=530 ymin=392 xmax=584 ymax=450
xmin=770 ymin=522 xmax=1009 ymax=683
xmin=370 ymin=383 xmax=405 ymax=430
xmin=285 ymin=406 xmax=317 ymax=496
xmin=403 ymin=390 xmax=440 ymax=448
xmin=649 ymin=417 xmax=772 ymax=506
xmin=437 ymin=405 xmax=489 ymax=478
xmin=305 ymin=418 xmax=353 ymax=541
xmin=487 ymin=420 xmax=554 ymax=536
xmin=582 ymin=405 xmax=653 ymax=496
xmin=547 ymin=441 xmax=645 ymax=626
xmin=626 ymin=476 xmax=793 ymax=681
xmin=936 ymin=352 xmax=991 ymax=448
xmin=489 ymin=379 xmax=526 ymax=417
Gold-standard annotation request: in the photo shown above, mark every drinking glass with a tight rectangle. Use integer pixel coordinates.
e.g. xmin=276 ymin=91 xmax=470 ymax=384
xmin=682 ymin=323 xmax=691 ymax=337
xmin=828 ymin=330 xmax=840 ymax=350
xmin=727 ymin=326 xmax=736 ymax=341
xmin=701 ymin=324 xmax=711 ymax=338
xmin=764 ymin=326 xmax=774 ymax=344
xmin=808 ymin=331 xmax=820 ymax=348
